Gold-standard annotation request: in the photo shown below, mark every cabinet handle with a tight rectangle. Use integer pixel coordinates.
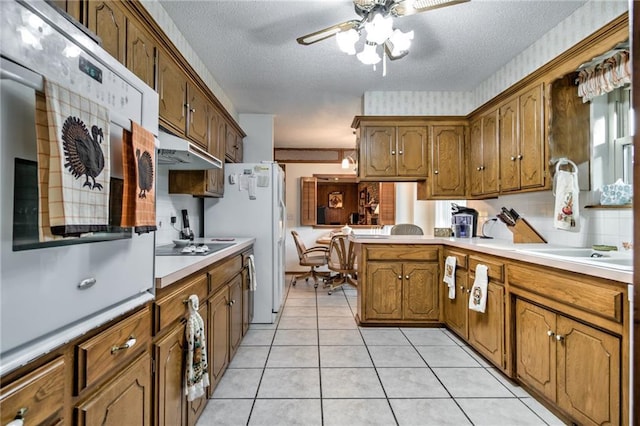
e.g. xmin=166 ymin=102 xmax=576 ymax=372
xmin=77 ymin=277 xmax=97 ymax=290
xmin=466 ymin=289 xmax=471 ymax=294
xmin=510 ymin=156 xmax=516 ymax=161
xmin=405 ymin=275 xmax=409 ymax=279
xmin=398 ymin=150 xmax=403 ymax=155
xmin=111 ymin=336 xmax=137 ymax=354
xmin=397 ymin=275 xmax=402 ymax=280
xmin=476 ymin=166 xmax=482 ymax=171
xmin=391 ymin=150 xmax=396 ymax=155
xmin=190 ymin=107 xmax=196 ymax=113
xmin=434 ymin=170 xmax=439 ymax=175
xmin=228 ymin=300 xmax=236 ymax=306
xmin=459 ymin=285 xmax=465 ymax=291
xmin=555 ymin=334 xmax=564 ymax=342
xmin=517 ymin=154 xmax=523 ymax=160
xmin=547 ymin=330 xmax=555 ymax=337
xmin=480 ymin=166 xmax=485 ymax=170
xmin=6 ymin=408 xmax=27 ymax=426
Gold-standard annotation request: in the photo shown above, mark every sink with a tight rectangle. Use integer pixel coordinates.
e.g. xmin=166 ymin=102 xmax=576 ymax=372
xmin=587 ymin=257 xmax=633 ymax=269
xmin=516 ymin=248 xmax=607 ymax=258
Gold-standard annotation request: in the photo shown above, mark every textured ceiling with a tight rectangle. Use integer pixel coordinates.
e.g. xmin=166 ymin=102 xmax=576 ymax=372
xmin=159 ymin=0 xmax=587 ymax=149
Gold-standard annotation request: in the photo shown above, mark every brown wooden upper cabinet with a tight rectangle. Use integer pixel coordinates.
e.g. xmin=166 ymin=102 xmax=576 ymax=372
xmin=352 ymin=117 xmax=428 ymax=181
xmin=499 ymin=84 xmax=546 ymax=192
xmin=469 ymin=110 xmax=499 ymax=197
xmin=428 ymin=125 xmax=466 ymax=198
xmin=126 ymin=16 xmax=157 ymax=89
xmin=225 ymin=126 xmax=243 ymax=163
xmin=86 ymin=1 xmax=127 ymax=64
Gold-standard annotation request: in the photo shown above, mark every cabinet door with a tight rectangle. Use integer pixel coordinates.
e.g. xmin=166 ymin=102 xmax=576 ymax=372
xmin=377 ymin=182 xmax=396 ymax=225
xmin=300 ymin=177 xmax=318 ymax=225
xmin=361 ymin=126 xmax=396 ymax=178
xmin=154 ymin=323 xmax=186 ymax=426
xmin=242 ymin=262 xmax=252 ymax=336
xmin=365 ymin=262 xmax=403 ymax=320
xmin=397 ymin=126 xmax=428 ymax=177
xmin=442 ymin=269 xmax=468 ymax=339
xmin=206 ymin=167 xmax=224 ymax=198
xmin=481 ymin=110 xmax=500 ymax=194
xmin=86 ymin=1 xmax=126 ymax=64
xmin=157 ymin=51 xmax=187 ymax=135
xmin=402 ymin=263 xmax=439 ymax=320
xmin=208 ymin=288 xmax=229 ymax=394
xmin=515 ymin=299 xmax=556 ymax=401
xmin=50 ymin=0 xmax=81 ymax=21
xmin=469 ymin=118 xmax=483 ymax=196
xmin=468 ymin=281 xmax=504 ymax=368
xmin=126 ymin=18 xmax=156 ymax=89
xmin=228 ymin=275 xmax=244 ymax=359
xmin=235 ymin=133 xmax=244 ymax=163
xmin=76 ymin=353 xmax=152 ymax=426
xmin=499 ymin=98 xmax=519 ymax=192
xmin=430 ymin=125 xmax=465 ymax=197
xmin=556 ymin=316 xmax=620 ymax=426
xmin=186 ymin=83 xmax=209 ymax=149
xmin=518 ymin=84 xmax=545 ymax=189
xmin=225 ymin=127 xmax=237 ymax=162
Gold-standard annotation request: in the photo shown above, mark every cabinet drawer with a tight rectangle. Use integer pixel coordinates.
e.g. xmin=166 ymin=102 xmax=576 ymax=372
xmin=469 ymin=256 xmax=504 ymax=282
xmin=366 ymin=245 xmax=439 ymax=261
xmin=509 ymin=264 xmax=623 ymax=323
xmin=209 ymin=255 xmax=242 ymax=293
xmin=76 ymin=307 xmax=152 ymax=392
xmin=443 ymin=249 xmax=468 ymax=269
xmin=0 ymin=357 xmax=65 ymax=425
xmin=155 ymin=273 xmax=208 ymax=331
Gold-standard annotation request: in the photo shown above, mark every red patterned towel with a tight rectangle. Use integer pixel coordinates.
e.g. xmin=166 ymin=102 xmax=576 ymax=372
xmin=122 ymin=122 xmax=156 ymax=234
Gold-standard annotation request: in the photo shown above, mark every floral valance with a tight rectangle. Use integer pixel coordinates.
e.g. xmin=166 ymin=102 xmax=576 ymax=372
xmin=577 ymin=49 xmax=631 ymax=102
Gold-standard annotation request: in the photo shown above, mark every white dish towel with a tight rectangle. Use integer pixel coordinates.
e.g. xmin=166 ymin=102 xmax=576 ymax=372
xmin=442 ymin=256 xmax=457 ymax=299
xmin=553 ymin=159 xmax=580 ymax=231
xmin=185 ymin=295 xmax=210 ymax=401
xmin=468 ymin=264 xmax=488 ymax=313
xmin=248 ymin=254 xmax=257 ymax=291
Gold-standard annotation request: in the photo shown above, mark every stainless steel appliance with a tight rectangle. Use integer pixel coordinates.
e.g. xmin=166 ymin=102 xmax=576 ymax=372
xmin=451 ymin=203 xmax=479 ymax=238
xmin=204 ymin=162 xmax=285 ymax=323
xmin=0 ymin=1 xmax=158 ymax=374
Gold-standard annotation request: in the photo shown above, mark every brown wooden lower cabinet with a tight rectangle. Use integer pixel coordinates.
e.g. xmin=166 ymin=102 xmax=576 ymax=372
xmin=155 ymin=321 xmax=187 ymax=426
xmin=359 ymin=245 xmax=439 ymax=324
xmin=229 ymin=274 xmax=243 ymax=359
xmin=208 ymin=285 xmax=230 ymax=394
xmin=468 ymin=281 xmax=505 ymax=369
xmin=515 ymin=298 xmax=621 ymax=426
xmin=75 ymin=352 xmax=152 ymax=426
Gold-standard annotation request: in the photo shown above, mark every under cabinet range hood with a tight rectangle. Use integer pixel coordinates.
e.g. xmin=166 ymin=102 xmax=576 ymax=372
xmin=157 ymin=129 xmax=222 ymax=170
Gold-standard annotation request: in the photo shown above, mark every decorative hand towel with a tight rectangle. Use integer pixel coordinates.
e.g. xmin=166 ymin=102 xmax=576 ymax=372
xmin=122 ymin=122 xmax=157 ymax=234
xmin=185 ymin=295 xmax=210 ymax=402
xmin=42 ymin=79 xmax=110 ymax=237
xmin=468 ymin=264 xmax=488 ymax=313
xmin=35 ymin=91 xmax=59 ymax=242
xmin=442 ymin=256 xmax=457 ymax=299
xmin=553 ymin=159 xmax=580 ymax=231
xmin=248 ymin=254 xmax=257 ymax=291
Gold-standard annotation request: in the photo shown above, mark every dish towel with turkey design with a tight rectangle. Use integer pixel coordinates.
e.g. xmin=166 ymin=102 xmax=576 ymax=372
xmin=553 ymin=159 xmax=580 ymax=231
xmin=37 ymin=79 xmax=110 ymax=238
xmin=185 ymin=295 xmax=210 ymax=402
xmin=468 ymin=264 xmax=488 ymax=313
xmin=122 ymin=122 xmax=157 ymax=234
xmin=443 ymin=256 xmax=457 ymax=299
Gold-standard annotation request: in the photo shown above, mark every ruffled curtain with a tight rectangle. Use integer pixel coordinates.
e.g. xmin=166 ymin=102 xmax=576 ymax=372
xmin=577 ymin=50 xmax=631 ymax=102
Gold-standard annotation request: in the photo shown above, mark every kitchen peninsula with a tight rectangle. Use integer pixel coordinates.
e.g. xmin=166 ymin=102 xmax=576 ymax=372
xmin=351 ymin=234 xmax=631 ymax=425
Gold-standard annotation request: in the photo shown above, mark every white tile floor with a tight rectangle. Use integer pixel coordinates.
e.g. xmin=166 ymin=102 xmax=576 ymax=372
xmin=197 ymin=277 xmax=565 ymax=426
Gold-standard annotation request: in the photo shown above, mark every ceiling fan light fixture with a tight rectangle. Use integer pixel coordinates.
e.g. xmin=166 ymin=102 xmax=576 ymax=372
xmin=364 ymin=12 xmax=393 ymax=44
xmin=336 ymin=28 xmax=359 ymax=55
xmin=357 ymin=41 xmax=382 ymax=65
xmin=388 ymin=29 xmax=414 ymax=56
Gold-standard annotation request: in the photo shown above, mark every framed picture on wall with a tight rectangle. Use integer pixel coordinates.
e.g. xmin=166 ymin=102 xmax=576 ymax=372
xmin=328 ymin=192 xmax=343 ymax=209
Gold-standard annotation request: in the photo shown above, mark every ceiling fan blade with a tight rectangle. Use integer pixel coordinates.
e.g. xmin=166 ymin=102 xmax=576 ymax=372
xmin=297 ymin=20 xmax=360 ymax=46
xmin=391 ymin=0 xmax=469 ymax=17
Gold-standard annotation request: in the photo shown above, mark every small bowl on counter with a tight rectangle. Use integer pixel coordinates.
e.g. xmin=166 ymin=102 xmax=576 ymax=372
xmin=172 ymin=239 xmax=191 ymax=247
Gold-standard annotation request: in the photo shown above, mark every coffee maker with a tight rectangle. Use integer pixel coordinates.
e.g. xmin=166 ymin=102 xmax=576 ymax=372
xmin=451 ymin=204 xmax=479 ymax=238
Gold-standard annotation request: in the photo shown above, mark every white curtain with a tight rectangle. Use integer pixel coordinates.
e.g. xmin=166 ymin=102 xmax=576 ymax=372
xmin=577 ymin=50 xmax=631 ymax=102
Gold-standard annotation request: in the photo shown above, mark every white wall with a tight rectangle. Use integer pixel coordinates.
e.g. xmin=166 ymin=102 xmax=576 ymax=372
xmin=239 ymin=114 xmax=274 ymax=163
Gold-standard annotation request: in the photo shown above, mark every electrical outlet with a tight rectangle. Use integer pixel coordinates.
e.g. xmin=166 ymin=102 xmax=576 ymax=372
xmin=171 ymin=216 xmax=177 ymax=224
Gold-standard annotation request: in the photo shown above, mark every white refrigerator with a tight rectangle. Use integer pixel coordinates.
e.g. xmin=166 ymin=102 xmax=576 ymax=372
xmin=204 ymin=162 xmax=285 ymax=323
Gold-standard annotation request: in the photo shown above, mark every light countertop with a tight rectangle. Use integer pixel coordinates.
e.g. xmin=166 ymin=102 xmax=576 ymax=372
xmin=349 ymin=235 xmax=633 ymax=284
xmin=155 ymin=237 xmax=255 ymax=289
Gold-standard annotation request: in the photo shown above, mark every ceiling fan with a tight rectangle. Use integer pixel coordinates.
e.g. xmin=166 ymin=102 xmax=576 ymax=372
xmin=297 ymin=0 xmax=469 ymax=63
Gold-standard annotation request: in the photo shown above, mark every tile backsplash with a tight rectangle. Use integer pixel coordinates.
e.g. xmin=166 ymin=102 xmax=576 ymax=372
xmin=155 ymin=165 xmax=203 ymax=245
xmin=467 ymin=191 xmax=633 ymax=250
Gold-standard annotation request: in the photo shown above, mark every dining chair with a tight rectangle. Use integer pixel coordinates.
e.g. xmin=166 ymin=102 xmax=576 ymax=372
xmin=326 ymin=234 xmax=357 ymax=295
xmin=291 ymin=230 xmax=330 ymax=288
xmin=390 ymin=223 xmax=424 ymax=235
